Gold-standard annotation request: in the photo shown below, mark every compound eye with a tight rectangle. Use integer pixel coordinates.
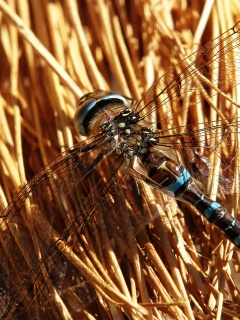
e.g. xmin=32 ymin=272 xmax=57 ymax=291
xmin=74 ymin=98 xmax=97 ymax=136
xmin=74 ymin=90 xmax=108 ymax=136
xmin=74 ymin=91 xmax=131 ymax=136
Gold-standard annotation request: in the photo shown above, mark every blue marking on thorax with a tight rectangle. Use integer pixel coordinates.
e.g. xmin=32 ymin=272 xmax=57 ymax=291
xmin=204 ymin=202 xmax=221 ymax=219
xmin=167 ymin=169 xmax=191 ymax=192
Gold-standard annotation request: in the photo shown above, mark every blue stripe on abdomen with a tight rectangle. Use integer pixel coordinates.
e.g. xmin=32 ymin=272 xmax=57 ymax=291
xmin=166 ymin=169 xmax=191 ymax=192
xmin=151 ymin=158 xmax=240 ymax=248
xmin=204 ymin=202 xmax=221 ymax=219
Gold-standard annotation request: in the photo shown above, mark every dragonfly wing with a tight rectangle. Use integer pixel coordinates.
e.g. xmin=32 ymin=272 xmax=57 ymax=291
xmin=0 ymin=136 xmax=132 ymax=318
xmin=152 ymin=119 xmax=238 ymax=195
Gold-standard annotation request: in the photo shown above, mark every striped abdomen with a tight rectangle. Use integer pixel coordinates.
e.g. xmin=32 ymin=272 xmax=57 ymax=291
xmin=145 ymin=154 xmax=240 ymax=248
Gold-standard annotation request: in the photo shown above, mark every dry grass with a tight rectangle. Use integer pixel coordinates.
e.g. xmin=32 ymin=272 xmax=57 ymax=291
xmin=0 ymin=0 xmax=240 ymax=319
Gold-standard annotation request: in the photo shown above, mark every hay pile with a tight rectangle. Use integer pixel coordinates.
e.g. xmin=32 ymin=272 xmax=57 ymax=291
xmin=0 ymin=1 xmax=240 ymax=319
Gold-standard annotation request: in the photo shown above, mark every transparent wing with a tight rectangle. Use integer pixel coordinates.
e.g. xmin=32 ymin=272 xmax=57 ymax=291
xmin=147 ymin=119 xmax=239 ymax=196
xmin=133 ymin=21 xmax=240 ymax=196
xmin=135 ymin=21 xmax=240 ymax=122
xmin=0 ymin=135 xmax=132 ymax=318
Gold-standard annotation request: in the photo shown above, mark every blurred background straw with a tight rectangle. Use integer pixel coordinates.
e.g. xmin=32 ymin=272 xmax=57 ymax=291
xmin=0 ymin=0 xmax=240 ymax=319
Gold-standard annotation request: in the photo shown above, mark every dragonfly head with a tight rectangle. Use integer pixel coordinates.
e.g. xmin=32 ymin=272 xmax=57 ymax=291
xmin=74 ymin=90 xmax=131 ymax=136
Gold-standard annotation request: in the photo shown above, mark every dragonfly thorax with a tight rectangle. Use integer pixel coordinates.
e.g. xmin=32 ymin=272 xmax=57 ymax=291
xmin=112 ymin=125 xmax=159 ymax=159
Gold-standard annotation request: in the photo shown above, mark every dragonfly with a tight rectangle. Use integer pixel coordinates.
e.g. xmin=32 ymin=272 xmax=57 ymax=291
xmin=1 ymin=21 xmax=240 ymax=319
